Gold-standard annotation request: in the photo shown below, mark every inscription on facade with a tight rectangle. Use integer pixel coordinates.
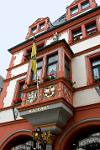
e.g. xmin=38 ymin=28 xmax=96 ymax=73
xmin=28 ymin=105 xmax=49 ymax=113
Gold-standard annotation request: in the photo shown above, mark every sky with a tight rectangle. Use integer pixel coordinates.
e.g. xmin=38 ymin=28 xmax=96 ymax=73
xmin=0 ymin=0 xmax=100 ymax=78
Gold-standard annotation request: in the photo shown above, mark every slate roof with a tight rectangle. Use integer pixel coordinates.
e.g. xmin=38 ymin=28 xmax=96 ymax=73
xmin=52 ymin=14 xmax=66 ymax=26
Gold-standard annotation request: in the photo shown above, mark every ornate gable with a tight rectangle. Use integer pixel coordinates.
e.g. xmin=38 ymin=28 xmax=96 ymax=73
xmin=25 ymin=17 xmax=51 ymax=40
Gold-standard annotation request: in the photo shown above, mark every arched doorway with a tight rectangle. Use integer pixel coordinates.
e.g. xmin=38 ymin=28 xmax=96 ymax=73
xmin=54 ymin=119 xmax=100 ymax=150
xmin=2 ymin=130 xmax=45 ymax=150
xmin=72 ymin=132 xmax=100 ymax=150
xmin=3 ymin=134 xmax=33 ymax=150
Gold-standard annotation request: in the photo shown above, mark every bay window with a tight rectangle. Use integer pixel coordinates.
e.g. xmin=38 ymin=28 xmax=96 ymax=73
xmin=31 ymin=59 xmax=43 ymax=81
xmin=47 ymin=54 xmax=58 ymax=79
xmin=65 ymin=57 xmax=70 ymax=80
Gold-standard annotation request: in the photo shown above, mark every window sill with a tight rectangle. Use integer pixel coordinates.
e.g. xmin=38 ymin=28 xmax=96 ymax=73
xmin=13 ymin=102 xmax=22 ymax=107
xmin=93 ymin=78 xmax=100 ymax=83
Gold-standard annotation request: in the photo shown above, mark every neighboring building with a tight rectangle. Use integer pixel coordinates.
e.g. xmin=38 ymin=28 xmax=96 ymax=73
xmin=0 ymin=0 xmax=100 ymax=149
xmin=0 ymin=76 xmax=4 ymax=95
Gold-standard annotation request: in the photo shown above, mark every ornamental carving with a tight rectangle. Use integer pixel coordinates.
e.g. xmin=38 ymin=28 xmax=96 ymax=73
xmin=26 ymin=90 xmax=38 ymax=104
xmin=44 ymin=85 xmax=56 ymax=98
xmin=63 ymin=85 xmax=72 ymax=104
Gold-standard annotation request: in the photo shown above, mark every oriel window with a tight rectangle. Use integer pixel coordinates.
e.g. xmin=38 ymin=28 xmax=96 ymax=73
xmin=47 ymin=54 xmax=58 ymax=79
xmin=31 ymin=59 xmax=43 ymax=81
xmin=65 ymin=57 xmax=70 ymax=80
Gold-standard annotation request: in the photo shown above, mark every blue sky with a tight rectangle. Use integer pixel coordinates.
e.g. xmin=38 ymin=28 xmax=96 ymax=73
xmin=0 ymin=0 xmax=100 ymax=78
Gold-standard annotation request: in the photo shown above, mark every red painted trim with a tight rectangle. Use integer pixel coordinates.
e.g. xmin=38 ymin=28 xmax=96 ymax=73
xmin=9 ymin=9 xmax=100 ymax=54
xmin=7 ymin=61 xmax=28 ymax=71
xmin=85 ymin=51 xmax=100 ymax=85
xmin=19 ymin=97 xmax=73 ymax=113
xmin=4 ymin=72 xmax=27 ymax=82
xmin=12 ymin=78 xmax=25 ymax=105
xmin=8 ymin=55 xmax=16 ymax=68
xmin=0 ymin=122 xmax=33 ymax=150
xmin=75 ymin=80 xmax=100 ymax=92
xmin=74 ymin=44 xmax=100 ymax=56
xmin=25 ymin=17 xmax=50 ymax=39
xmin=66 ymin=0 xmax=97 ymax=20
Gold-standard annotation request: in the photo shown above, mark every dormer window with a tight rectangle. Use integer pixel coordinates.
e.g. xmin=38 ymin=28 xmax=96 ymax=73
xmin=71 ymin=6 xmax=78 ymax=15
xmin=86 ymin=21 xmax=97 ymax=36
xmin=32 ymin=26 xmax=37 ymax=33
xmin=39 ymin=22 xmax=45 ymax=30
xmin=72 ymin=28 xmax=82 ymax=42
xmin=81 ymin=0 xmax=90 ymax=9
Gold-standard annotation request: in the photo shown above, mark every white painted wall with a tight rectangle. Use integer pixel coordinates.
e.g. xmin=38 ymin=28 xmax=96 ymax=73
xmin=0 ymin=108 xmax=22 ymax=123
xmin=73 ymin=87 xmax=100 ymax=107
xmin=3 ymin=75 xmax=26 ymax=107
xmin=59 ymin=31 xmax=68 ymax=42
xmin=72 ymin=48 xmax=100 ymax=88
xmin=46 ymin=31 xmax=68 ymax=45
xmin=11 ymin=63 xmax=28 ymax=77
xmin=0 ymin=108 xmax=14 ymax=123
xmin=14 ymin=50 xmax=24 ymax=66
xmin=71 ymin=35 xmax=100 ymax=53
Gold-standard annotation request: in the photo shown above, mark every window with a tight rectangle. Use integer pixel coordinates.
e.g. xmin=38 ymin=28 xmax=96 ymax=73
xmin=71 ymin=6 xmax=78 ymax=15
xmin=32 ymin=26 xmax=37 ymax=33
xmin=47 ymin=54 xmax=58 ymax=79
xmin=39 ymin=22 xmax=45 ymax=30
xmin=81 ymin=0 xmax=90 ymax=9
xmin=37 ymin=43 xmax=45 ymax=51
xmin=65 ymin=57 xmax=70 ymax=80
xmin=92 ymin=59 xmax=100 ymax=81
xmin=18 ymin=81 xmax=25 ymax=99
xmin=86 ymin=53 xmax=100 ymax=85
xmin=72 ymin=28 xmax=82 ymax=42
xmin=86 ymin=22 xmax=97 ymax=36
xmin=24 ymin=49 xmax=31 ymax=60
xmin=31 ymin=59 xmax=43 ymax=81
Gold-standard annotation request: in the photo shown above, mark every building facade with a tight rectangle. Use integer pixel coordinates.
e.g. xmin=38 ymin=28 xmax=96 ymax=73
xmin=0 ymin=0 xmax=100 ymax=149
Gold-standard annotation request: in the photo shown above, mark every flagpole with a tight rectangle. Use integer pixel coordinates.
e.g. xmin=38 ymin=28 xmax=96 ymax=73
xmin=32 ymin=36 xmax=40 ymax=100
xmin=36 ymin=62 xmax=40 ymax=100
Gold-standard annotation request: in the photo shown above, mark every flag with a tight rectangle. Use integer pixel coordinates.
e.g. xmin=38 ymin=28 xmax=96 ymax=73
xmin=31 ymin=43 xmax=37 ymax=75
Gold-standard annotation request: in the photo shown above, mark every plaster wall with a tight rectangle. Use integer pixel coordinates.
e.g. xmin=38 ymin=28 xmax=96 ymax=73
xmin=14 ymin=50 xmax=24 ymax=66
xmin=0 ymin=108 xmax=14 ymax=123
xmin=72 ymin=48 xmax=100 ymax=88
xmin=3 ymin=76 xmax=26 ymax=107
xmin=71 ymin=35 xmax=100 ymax=53
xmin=11 ymin=64 xmax=28 ymax=77
xmin=46 ymin=31 xmax=68 ymax=45
xmin=73 ymin=87 xmax=100 ymax=107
